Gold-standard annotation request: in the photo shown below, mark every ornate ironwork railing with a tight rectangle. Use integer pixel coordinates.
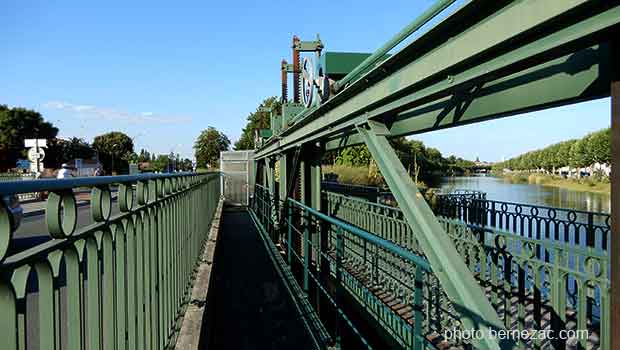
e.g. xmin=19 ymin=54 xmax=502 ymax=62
xmin=252 ymin=185 xmax=475 ymax=350
xmin=324 ymin=191 xmax=610 ymax=349
xmin=435 ymin=193 xmax=611 ymax=250
xmin=0 ymin=172 xmax=221 ymax=350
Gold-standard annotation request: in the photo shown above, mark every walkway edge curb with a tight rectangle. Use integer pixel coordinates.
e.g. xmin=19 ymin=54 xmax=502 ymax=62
xmin=174 ymin=198 xmax=224 ymax=350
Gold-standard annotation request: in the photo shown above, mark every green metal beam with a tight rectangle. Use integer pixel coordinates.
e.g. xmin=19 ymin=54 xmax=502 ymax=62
xmin=254 ymin=1 xmax=619 ymax=159
xmin=333 ymin=0 xmax=457 ymax=91
xmin=356 ymin=120 xmax=515 ymax=350
xmin=325 ymin=43 xmax=609 ymax=150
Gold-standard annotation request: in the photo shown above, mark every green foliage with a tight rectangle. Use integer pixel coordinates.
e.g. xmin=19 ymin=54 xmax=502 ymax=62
xmin=150 ymin=154 xmax=171 ymax=172
xmin=0 ymin=105 xmax=59 ymax=171
xmin=46 ymin=137 xmax=95 ymax=168
xmin=137 ymin=149 xmax=152 ymax=163
xmin=92 ymin=131 xmax=134 ymax=174
xmin=194 ymin=126 xmax=230 ymax=168
xmin=335 ymin=146 xmax=372 ymax=166
xmin=330 ymin=137 xmax=478 ymax=181
xmin=569 ymin=139 xmax=588 ymax=168
xmin=494 ymin=127 xmax=610 ymax=172
xmin=585 ymin=128 xmax=610 ymax=164
xmin=234 ymin=97 xmax=282 ymax=150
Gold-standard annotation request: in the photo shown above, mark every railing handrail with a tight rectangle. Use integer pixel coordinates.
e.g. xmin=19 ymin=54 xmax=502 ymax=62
xmin=447 ymin=196 xmax=611 ymax=217
xmin=0 ymin=171 xmax=218 ymax=195
xmin=333 ymin=0 xmax=457 ymax=90
xmin=287 ymin=197 xmax=432 ymax=272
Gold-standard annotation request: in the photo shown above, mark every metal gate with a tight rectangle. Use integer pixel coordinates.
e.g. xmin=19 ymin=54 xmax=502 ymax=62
xmin=220 ymin=150 xmax=254 ymax=205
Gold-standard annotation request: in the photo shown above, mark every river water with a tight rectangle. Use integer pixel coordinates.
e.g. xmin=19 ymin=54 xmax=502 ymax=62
xmin=438 ymin=175 xmax=611 ymax=214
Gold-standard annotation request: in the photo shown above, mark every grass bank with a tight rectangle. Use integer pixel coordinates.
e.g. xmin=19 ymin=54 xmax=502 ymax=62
xmin=323 ymin=164 xmax=383 ymax=186
xmin=500 ymin=172 xmax=610 ymax=194
xmin=322 ymin=164 xmax=431 ymax=188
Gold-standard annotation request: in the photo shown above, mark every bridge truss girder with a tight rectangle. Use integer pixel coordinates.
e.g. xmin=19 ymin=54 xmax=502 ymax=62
xmin=253 ymin=1 xmax=620 ymax=348
xmin=356 ymin=120 xmax=514 ymax=350
xmin=255 ymin=1 xmax=620 ymax=158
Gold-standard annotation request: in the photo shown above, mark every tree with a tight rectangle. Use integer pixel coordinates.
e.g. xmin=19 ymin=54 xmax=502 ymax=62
xmin=150 ymin=154 xmax=170 ymax=172
xmin=92 ymin=131 xmax=134 ymax=174
xmin=235 ymin=97 xmax=282 ymax=150
xmin=179 ymin=158 xmax=193 ymax=171
xmin=0 ymin=105 xmax=58 ymax=171
xmin=569 ymin=139 xmax=588 ymax=168
xmin=194 ymin=127 xmax=230 ymax=168
xmin=137 ymin=149 xmax=151 ymax=163
xmin=336 ymin=145 xmax=372 ymax=166
xmin=46 ymin=137 xmax=95 ymax=168
xmin=585 ymin=128 xmax=610 ymax=164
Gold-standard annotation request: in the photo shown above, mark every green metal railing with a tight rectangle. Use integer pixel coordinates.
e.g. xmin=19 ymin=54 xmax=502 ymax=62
xmin=251 ymin=185 xmax=473 ymax=350
xmin=325 ymin=191 xmax=610 ymax=349
xmin=0 ymin=172 xmax=220 ymax=350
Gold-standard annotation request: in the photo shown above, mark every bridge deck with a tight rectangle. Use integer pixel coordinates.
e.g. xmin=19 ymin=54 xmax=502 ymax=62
xmin=205 ymin=206 xmax=317 ymax=349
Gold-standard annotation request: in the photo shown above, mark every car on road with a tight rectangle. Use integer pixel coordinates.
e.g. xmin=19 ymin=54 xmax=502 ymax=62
xmin=2 ymin=194 xmax=23 ymax=232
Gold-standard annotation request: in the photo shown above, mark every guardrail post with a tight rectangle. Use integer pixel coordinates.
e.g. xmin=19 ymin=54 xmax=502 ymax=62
xmin=335 ymin=227 xmax=344 ymax=350
xmin=287 ymin=204 xmax=293 ymax=266
xmin=412 ymin=265 xmax=424 ymax=350
xmin=303 ymin=209 xmax=310 ymax=291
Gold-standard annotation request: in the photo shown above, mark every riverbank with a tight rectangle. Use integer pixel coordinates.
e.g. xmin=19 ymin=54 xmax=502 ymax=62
xmin=322 ymin=164 xmax=433 ymax=188
xmin=499 ymin=172 xmax=610 ymax=194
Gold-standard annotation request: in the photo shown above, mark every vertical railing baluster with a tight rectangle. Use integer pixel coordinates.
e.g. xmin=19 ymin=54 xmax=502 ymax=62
xmin=287 ymin=204 xmax=293 ymax=266
xmin=335 ymin=227 xmax=343 ymax=350
xmin=412 ymin=265 xmax=423 ymax=350
xmin=303 ymin=209 xmax=310 ymax=292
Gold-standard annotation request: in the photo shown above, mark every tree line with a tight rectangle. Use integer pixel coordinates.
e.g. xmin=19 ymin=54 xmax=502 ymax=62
xmin=492 ymin=128 xmax=610 ymax=173
xmin=323 ymin=138 xmax=477 ymax=180
xmin=234 ymin=97 xmax=479 ymax=181
xmin=0 ymin=104 xmax=232 ymax=174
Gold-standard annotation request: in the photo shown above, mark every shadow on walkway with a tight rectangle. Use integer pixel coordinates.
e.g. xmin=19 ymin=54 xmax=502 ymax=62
xmin=204 ymin=206 xmax=316 ymax=349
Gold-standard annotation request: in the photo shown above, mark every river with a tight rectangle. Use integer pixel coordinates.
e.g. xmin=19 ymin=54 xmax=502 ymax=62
xmin=439 ymin=175 xmax=611 ymax=213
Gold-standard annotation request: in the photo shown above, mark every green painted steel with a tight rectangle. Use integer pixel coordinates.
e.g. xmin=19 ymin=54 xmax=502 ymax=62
xmin=254 ymin=1 xmax=619 ymax=159
xmin=332 ymin=0 xmax=456 ymax=91
xmin=324 ymin=191 xmax=611 ymax=350
xmin=252 ymin=184 xmax=434 ymax=349
xmin=0 ymin=172 xmax=220 ymax=350
xmin=319 ymin=52 xmax=390 ymax=78
xmin=356 ymin=120 xmax=512 ymax=350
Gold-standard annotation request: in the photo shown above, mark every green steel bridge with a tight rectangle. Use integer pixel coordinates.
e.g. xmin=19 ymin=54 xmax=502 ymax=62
xmin=1 ymin=0 xmax=619 ymax=349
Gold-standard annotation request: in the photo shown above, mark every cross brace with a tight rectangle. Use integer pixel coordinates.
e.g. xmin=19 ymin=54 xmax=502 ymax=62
xmin=356 ymin=120 xmax=516 ymax=350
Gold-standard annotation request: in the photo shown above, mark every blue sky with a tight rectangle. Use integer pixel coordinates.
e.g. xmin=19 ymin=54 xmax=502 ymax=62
xmin=0 ymin=1 xmax=611 ymax=161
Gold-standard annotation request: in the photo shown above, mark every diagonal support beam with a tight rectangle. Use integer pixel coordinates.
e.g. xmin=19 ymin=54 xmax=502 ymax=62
xmin=356 ymin=120 xmax=515 ymax=350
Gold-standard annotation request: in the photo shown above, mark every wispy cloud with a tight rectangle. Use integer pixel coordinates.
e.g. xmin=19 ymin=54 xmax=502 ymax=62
xmin=43 ymin=101 xmax=192 ymax=124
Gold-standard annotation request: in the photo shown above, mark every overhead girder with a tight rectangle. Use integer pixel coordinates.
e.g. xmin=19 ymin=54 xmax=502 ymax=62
xmin=255 ymin=0 xmax=620 ymax=159
xmin=325 ymin=43 xmax=610 ymax=150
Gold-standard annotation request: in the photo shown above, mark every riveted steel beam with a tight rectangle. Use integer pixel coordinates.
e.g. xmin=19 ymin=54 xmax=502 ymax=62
xmin=325 ymin=42 xmax=610 ymax=150
xmin=356 ymin=120 xmax=516 ymax=350
xmin=254 ymin=1 xmax=620 ymax=159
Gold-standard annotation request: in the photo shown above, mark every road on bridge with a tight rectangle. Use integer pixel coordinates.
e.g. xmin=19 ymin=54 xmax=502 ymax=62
xmin=9 ymin=202 xmax=120 ymax=255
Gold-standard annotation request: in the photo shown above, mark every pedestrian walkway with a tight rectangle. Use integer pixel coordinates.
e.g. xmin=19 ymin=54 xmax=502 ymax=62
xmin=205 ymin=207 xmax=317 ymax=350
